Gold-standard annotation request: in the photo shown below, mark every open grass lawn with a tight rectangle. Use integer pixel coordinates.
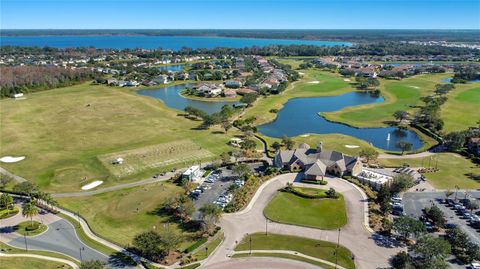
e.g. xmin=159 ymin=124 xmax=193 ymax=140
xmin=0 ymin=257 xmax=72 ymax=269
xmin=14 ymin=221 xmax=48 ymax=236
xmin=379 ymin=153 xmax=480 ymax=190
xmin=264 ymin=188 xmax=347 ymax=229
xmin=0 ymin=82 xmax=237 ymax=192
xmin=323 ymin=74 xmax=446 ymax=128
xmin=441 ymin=84 xmax=480 ymax=132
xmin=191 ymin=233 xmax=224 ymax=261
xmin=235 ymin=233 xmax=355 ymax=269
xmin=56 ymin=182 xmax=197 ymax=248
xmin=243 ymin=69 xmax=353 ymax=125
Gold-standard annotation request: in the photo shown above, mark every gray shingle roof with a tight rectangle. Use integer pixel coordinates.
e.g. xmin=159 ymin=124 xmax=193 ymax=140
xmin=305 ymin=160 xmax=327 ymax=176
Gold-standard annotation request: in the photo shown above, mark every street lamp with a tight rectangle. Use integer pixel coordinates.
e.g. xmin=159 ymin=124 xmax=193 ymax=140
xmin=265 ymin=219 xmax=269 ymax=236
xmin=335 ymin=228 xmax=341 ymax=269
xmin=23 ymin=233 xmax=28 ymax=251
xmin=454 ymin=185 xmax=459 ymax=202
xmin=79 ymin=247 xmax=84 ymax=262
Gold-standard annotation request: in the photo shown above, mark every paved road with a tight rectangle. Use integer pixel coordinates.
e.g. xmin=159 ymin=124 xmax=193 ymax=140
xmin=0 ymin=206 xmax=136 ymax=269
xmin=202 ymin=256 xmax=321 ymax=269
xmin=202 ymin=173 xmax=403 ymax=269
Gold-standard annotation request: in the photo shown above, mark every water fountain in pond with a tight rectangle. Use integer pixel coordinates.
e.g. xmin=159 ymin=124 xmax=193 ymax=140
xmin=386 ymin=133 xmax=391 ymax=141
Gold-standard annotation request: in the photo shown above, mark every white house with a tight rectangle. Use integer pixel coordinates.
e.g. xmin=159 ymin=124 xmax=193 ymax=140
xmin=182 ymin=165 xmax=203 ymax=182
xmin=153 ymin=75 xmax=170 ymax=84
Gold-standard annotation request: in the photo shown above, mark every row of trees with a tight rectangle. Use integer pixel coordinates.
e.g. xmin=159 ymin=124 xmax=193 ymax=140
xmin=377 ymin=173 xmax=415 ymax=215
xmin=184 ymin=104 xmax=235 ymax=129
xmin=0 ymin=65 xmax=95 ymax=98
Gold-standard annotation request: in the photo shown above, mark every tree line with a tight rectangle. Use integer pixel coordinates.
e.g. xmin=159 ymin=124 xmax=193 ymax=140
xmin=0 ymin=65 xmax=95 ymax=97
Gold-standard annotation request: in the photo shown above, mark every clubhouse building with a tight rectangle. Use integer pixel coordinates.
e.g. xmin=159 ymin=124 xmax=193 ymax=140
xmin=274 ymin=143 xmax=362 ymax=180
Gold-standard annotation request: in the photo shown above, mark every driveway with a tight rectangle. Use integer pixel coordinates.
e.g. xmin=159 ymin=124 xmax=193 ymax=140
xmin=0 ymin=207 xmax=136 ymax=268
xmin=202 ymin=173 xmax=403 ymax=269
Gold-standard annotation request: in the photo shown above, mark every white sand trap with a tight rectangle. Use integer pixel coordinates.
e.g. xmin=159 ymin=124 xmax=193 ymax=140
xmin=345 ymin=145 xmax=360 ymax=149
xmin=300 ymin=134 xmax=310 ymax=137
xmin=298 ymin=72 xmax=305 ymax=75
xmin=410 ymin=86 xmax=420 ymax=89
xmin=0 ymin=156 xmax=25 ymax=163
xmin=81 ymin=180 xmax=104 ymax=190
xmin=308 ymin=81 xmax=320 ymax=84
xmin=343 ymin=79 xmax=351 ymax=82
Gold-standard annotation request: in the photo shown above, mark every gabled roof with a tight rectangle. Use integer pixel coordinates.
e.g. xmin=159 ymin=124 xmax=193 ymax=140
xmin=305 ymin=160 xmax=326 ymax=176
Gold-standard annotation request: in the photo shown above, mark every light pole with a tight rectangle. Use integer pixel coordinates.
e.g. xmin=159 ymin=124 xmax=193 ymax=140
xmin=265 ymin=219 xmax=268 ymax=236
xmin=454 ymin=185 xmax=459 ymax=202
xmin=23 ymin=233 xmax=28 ymax=251
xmin=205 ymin=247 xmax=208 ymax=258
xmin=335 ymin=228 xmax=341 ymax=269
xmin=79 ymin=247 xmax=84 ymax=262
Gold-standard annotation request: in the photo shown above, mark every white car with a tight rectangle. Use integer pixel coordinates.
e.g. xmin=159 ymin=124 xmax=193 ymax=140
xmin=470 ymin=262 xmax=480 ymax=269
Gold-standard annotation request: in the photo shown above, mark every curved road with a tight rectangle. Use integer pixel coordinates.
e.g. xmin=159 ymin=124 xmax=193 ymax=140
xmin=202 ymin=173 xmax=403 ymax=269
xmin=0 ymin=206 xmax=136 ymax=269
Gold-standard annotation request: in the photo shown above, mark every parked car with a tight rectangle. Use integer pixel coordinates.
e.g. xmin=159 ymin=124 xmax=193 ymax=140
xmin=470 ymin=262 xmax=480 ymax=269
xmin=445 ymin=222 xmax=457 ymax=229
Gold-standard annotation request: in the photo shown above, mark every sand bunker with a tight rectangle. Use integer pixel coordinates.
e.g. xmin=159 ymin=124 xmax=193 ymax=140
xmin=308 ymin=81 xmax=320 ymax=84
xmin=345 ymin=145 xmax=360 ymax=149
xmin=0 ymin=156 xmax=25 ymax=163
xmin=343 ymin=79 xmax=351 ymax=82
xmin=298 ymin=72 xmax=305 ymax=75
xmin=410 ymin=86 xmax=420 ymax=89
xmin=300 ymin=134 xmax=310 ymax=137
xmin=81 ymin=180 xmax=104 ymax=190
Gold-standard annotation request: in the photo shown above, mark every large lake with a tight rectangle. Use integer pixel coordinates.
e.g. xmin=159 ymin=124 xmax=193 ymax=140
xmin=258 ymin=92 xmax=424 ymax=151
xmin=137 ymin=84 xmax=238 ymax=115
xmin=0 ymin=35 xmax=351 ymax=50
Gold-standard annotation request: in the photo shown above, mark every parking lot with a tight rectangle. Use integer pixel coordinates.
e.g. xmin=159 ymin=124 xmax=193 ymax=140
xmin=190 ymin=162 xmax=266 ymax=220
xmin=403 ymin=191 xmax=480 ymax=244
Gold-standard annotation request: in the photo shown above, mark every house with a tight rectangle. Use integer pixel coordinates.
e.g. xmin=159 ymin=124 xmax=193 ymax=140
xmin=229 ymin=137 xmax=243 ymax=147
xmin=468 ymin=137 xmax=480 ymax=156
xmin=152 ymin=75 xmax=169 ymax=84
xmin=236 ymin=88 xmax=257 ymax=95
xmin=182 ymin=165 xmax=203 ymax=182
xmin=274 ymin=142 xmax=362 ymax=180
xmin=125 ymin=81 xmax=139 ymax=87
xmin=225 ymin=80 xmax=242 ymax=88
xmin=356 ymin=66 xmax=378 ymax=78
xmin=106 ymin=78 xmax=118 ymax=85
xmin=223 ymin=89 xmax=237 ymax=98
xmin=194 ymin=84 xmax=223 ymax=97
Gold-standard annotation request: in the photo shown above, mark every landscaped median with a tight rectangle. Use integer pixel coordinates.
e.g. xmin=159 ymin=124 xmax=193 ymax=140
xmin=264 ymin=186 xmax=347 ymax=229
xmin=233 ymin=233 xmax=355 ymax=269
xmin=13 ymin=220 xmax=48 ymax=236
xmin=0 ymin=241 xmax=80 ymax=267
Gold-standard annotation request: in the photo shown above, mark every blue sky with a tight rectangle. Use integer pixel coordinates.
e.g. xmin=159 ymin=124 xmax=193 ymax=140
xmin=2 ymin=0 xmax=479 ymax=29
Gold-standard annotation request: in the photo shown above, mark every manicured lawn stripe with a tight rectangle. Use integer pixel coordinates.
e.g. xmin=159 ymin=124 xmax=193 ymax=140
xmin=264 ymin=188 xmax=347 ymax=230
xmin=235 ymin=233 xmax=355 ymax=269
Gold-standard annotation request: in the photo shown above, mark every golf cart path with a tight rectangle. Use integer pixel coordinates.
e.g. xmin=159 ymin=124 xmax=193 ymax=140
xmin=0 ymin=253 xmax=79 ymax=269
xmin=201 ymin=173 xmax=402 ymax=269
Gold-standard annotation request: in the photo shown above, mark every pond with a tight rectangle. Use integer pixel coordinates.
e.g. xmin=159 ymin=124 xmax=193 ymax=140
xmin=257 ymin=92 xmax=424 ymax=152
xmin=442 ymin=77 xmax=480 ymax=83
xmin=137 ymin=84 xmax=239 ymax=115
xmin=158 ymin=64 xmax=184 ymax=72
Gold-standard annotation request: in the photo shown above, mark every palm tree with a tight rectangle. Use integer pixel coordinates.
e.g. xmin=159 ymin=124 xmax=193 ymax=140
xmin=444 ymin=189 xmax=453 ymax=203
xmin=22 ymin=200 xmax=39 ymax=228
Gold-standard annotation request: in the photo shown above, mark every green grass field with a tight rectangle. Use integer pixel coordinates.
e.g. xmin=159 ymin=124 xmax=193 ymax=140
xmin=441 ymin=84 xmax=480 ymax=132
xmin=0 ymin=257 xmax=72 ymax=269
xmin=235 ymin=233 xmax=355 ymax=269
xmin=56 ymin=182 xmax=197 ymax=248
xmin=13 ymin=221 xmax=48 ymax=236
xmin=264 ymin=188 xmax=347 ymax=229
xmin=379 ymin=153 xmax=480 ymax=189
xmin=322 ymin=74 xmax=445 ymax=128
xmin=243 ymin=69 xmax=353 ymax=125
xmin=0 ymin=82 xmax=237 ymax=192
